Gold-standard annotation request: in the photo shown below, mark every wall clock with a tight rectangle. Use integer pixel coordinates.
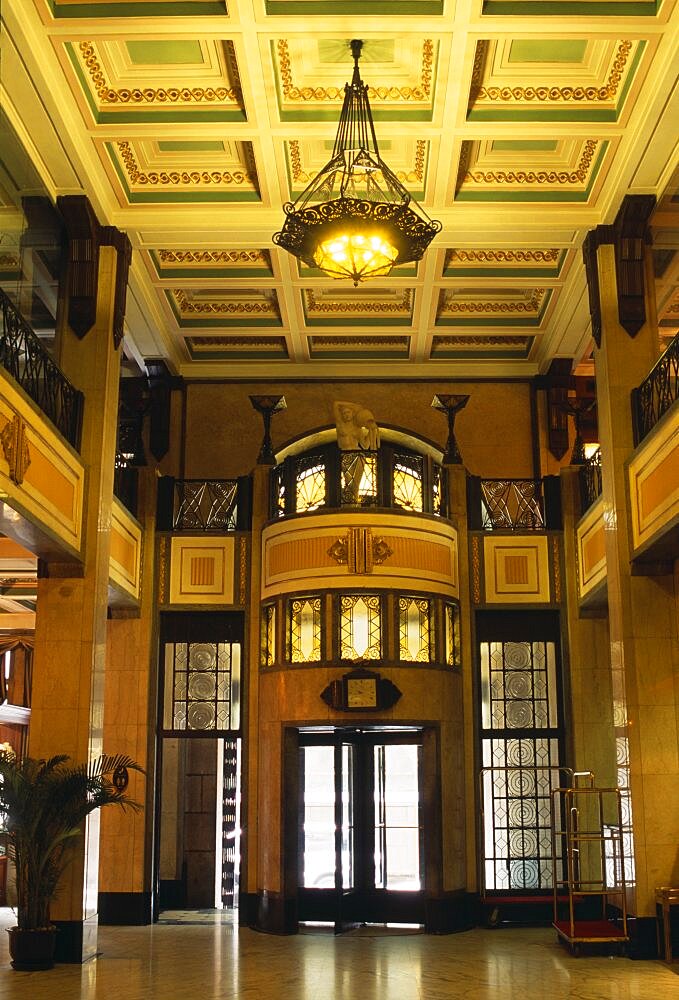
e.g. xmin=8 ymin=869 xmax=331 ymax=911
xmin=321 ymin=666 xmax=401 ymax=713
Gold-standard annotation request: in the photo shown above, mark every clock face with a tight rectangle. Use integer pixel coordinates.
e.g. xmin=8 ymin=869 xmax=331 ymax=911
xmin=346 ymin=677 xmax=377 ymax=709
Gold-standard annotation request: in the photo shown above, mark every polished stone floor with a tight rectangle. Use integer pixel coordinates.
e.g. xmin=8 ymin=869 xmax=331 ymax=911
xmin=0 ymin=909 xmax=676 ymax=999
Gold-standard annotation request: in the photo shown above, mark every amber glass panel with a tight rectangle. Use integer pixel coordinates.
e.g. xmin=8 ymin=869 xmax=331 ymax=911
xmin=289 ymin=597 xmax=322 ymax=662
xmin=445 ymin=602 xmax=461 ymax=668
xmin=295 ymin=455 xmax=326 ymax=513
xmin=340 ymin=451 xmax=377 ymax=506
xmin=398 ymin=596 xmax=431 ymax=662
xmin=392 ymin=453 xmax=424 ymax=512
xmin=340 ymin=594 xmax=381 ymax=659
xmin=260 ymin=604 xmax=276 ymax=668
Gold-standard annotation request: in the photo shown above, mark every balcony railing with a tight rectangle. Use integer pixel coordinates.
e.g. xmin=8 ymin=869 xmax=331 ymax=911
xmin=156 ymin=476 xmax=251 ymax=532
xmin=271 ymin=444 xmax=446 ymax=519
xmin=631 ymin=331 xmax=679 ymax=446
xmin=579 ymin=447 xmax=602 ymax=513
xmin=0 ymin=288 xmax=83 ymax=450
xmin=467 ymin=475 xmax=562 ymax=531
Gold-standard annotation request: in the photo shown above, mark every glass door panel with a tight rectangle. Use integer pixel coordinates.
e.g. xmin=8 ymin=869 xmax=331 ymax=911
xmin=301 ymin=745 xmax=336 ymax=889
xmin=340 ymin=742 xmax=354 ymax=890
xmin=374 ymin=744 xmax=422 ymax=891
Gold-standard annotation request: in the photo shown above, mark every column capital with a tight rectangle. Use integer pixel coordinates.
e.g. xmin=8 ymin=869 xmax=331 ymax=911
xmin=582 ymin=193 xmax=656 ymax=346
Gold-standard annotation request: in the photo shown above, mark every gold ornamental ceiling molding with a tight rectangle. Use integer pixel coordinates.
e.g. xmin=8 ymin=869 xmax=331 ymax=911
xmin=275 ymin=38 xmax=434 ymax=104
xmin=158 ymin=250 xmax=268 ymax=266
xmin=287 ymin=139 xmax=427 ymax=191
xmin=172 ymin=289 xmax=279 ymax=317
xmin=469 ymin=39 xmax=634 ymax=106
xmin=439 ymin=288 xmax=547 ymax=315
xmin=303 ymin=288 xmax=413 ymax=315
xmin=446 ymin=249 xmax=560 ymax=265
xmin=117 ymin=141 xmax=255 ymax=187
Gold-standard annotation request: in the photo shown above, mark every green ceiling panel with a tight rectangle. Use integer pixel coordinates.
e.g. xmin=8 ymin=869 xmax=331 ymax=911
xmin=481 ymin=0 xmax=658 ymax=13
xmin=126 ymin=41 xmax=205 ymax=66
xmin=51 ymin=1 xmax=226 ymax=15
xmin=317 ymin=40 xmax=395 ymax=63
xmin=265 ymin=1 xmax=444 ymax=13
xmin=492 ymin=140 xmax=559 ymax=152
xmin=508 ymin=40 xmax=588 ymax=63
xmin=157 ymin=141 xmax=225 ymax=152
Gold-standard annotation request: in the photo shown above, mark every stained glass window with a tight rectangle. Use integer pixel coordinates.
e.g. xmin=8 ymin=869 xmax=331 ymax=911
xmin=163 ymin=641 xmax=241 ymax=732
xmin=340 ymin=594 xmax=381 ymax=659
xmin=481 ymin=641 xmax=557 ymax=730
xmin=392 ymin=452 xmax=423 ymax=512
xmin=445 ymin=602 xmax=461 ymax=668
xmin=261 ymin=604 xmax=276 ymax=668
xmin=432 ymin=463 xmax=444 ymax=516
xmin=289 ymin=596 xmax=322 ymax=662
xmin=398 ymin=596 xmax=431 ymax=662
xmin=340 ymin=451 xmax=377 ymax=506
xmin=295 ymin=454 xmax=327 ymax=513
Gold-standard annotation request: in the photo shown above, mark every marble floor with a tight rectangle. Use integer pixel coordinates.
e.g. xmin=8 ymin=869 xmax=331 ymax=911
xmin=0 ymin=909 xmax=676 ymax=1000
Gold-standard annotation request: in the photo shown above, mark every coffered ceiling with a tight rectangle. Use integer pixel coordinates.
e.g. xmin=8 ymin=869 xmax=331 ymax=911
xmin=1 ymin=1 xmax=677 ymax=378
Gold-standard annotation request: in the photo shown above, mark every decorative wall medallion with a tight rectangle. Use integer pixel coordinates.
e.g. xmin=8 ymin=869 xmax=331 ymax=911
xmin=328 ymin=528 xmax=393 ymax=573
xmin=0 ymin=414 xmax=31 ymax=485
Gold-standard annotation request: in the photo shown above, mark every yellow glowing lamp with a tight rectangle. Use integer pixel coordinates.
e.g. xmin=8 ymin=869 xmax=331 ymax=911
xmin=313 ymin=231 xmax=399 ymax=285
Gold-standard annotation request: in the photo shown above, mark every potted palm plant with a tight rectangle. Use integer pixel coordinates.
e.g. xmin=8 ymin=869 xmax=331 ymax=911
xmin=0 ymin=748 xmax=142 ymax=970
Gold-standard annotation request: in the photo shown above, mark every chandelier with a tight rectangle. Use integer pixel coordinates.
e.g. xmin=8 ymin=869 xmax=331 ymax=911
xmin=273 ymin=40 xmax=441 ymax=286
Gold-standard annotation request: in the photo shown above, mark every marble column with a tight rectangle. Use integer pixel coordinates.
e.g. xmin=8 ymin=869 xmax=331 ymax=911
xmin=584 ymin=195 xmax=679 ymax=954
xmin=98 ymin=468 xmax=158 ymax=925
xmin=29 ymin=238 xmax=124 ymax=962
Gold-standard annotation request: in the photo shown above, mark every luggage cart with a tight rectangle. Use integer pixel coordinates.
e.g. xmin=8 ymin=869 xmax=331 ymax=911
xmin=551 ymin=784 xmax=629 ymax=956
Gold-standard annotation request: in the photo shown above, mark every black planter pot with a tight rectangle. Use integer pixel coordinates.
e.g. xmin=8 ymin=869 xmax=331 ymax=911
xmin=7 ymin=926 xmax=57 ymax=971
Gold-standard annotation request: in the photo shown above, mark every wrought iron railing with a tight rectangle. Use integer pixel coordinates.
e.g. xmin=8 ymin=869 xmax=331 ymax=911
xmin=579 ymin=447 xmax=602 ymax=513
xmin=0 ymin=288 xmax=83 ymax=449
xmin=631 ymin=331 xmax=679 ymax=445
xmin=271 ymin=443 xmax=446 ymax=519
xmin=467 ymin=475 xmax=561 ymax=531
xmin=156 ymin=476 xmax=252 ymax=532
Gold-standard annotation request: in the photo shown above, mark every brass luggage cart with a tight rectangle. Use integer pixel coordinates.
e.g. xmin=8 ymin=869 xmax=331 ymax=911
xmin=551 ymin=784 xmax=629 ymax=956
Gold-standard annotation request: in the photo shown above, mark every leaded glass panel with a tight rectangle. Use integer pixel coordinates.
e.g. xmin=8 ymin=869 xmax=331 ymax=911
xmin=398 ymin=597 xmax=431 ymax=662
xmin=392 ymin=453 xmax=424 ymax=512
xmin=340 ymin=594 xmax=381 ymax=659
xmin=481 ymin=738 xmax=561 ymax=891
xmin=295 ymin=454 xmax=327 ymax=513
xmin=480 ymin=641 xmax=557 ymax=730
xmin=289 ymin=597 xmax=322 ymax=663
xmin=340 ymin=451 xmax=377 ymax=506
xmin=272 ymin=464 xmax=286 ymax=518
xmin=432 ymin=463 xmax=444 ymax=516
xmin=445 ymin=602 xmax=461 ymax=668
xmin=261 ymin=604 xmax=276 ymax=668
xmin=163 ymin=641 xmax=241 ymax=732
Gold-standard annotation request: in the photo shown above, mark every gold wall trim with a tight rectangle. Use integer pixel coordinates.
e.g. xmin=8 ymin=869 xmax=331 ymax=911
xmin=482 ymin=535 xmax=551 ymax=604
xmin=629 ymin=405 xmax=679 ymax=555
xmin=576 ymin=495 xmax=606 ymax=600
xmin=0 ymin=373 xmax=84 ymax=556
xmin=109 ymin=496 xmax=142 ymax=603
xmin=262 ymin=512 xmax=458 ymax=600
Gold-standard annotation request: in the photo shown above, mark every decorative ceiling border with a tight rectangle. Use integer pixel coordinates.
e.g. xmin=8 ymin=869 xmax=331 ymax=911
xmin=66 ymin=40 xmax=245 ymax=124
xmin=436 ymin=288 xmax=553 ymax=327
xmin=302 ymin=289 xmax=414 ymax=327
xmin=286 ymin=139 xmax=428 ymax=200
xmin=454 ymin=138 xmax=608 ymax=202
xmin=308 ymin=336 xmax=411 ymax=358
xmin=151 ymin=249 xmax=273 ymax=279
xmin=105 ymin=141 xmax=261 ymax=203
xmin=273 ymin=38 xmax=436 ymax=122
xmin=443 ymin=248 xmax=566 ymax=278
xmin=431 ymin=335 xmax=534 ymax=358
xmin=186 ymin=336 xmax=289 ymax=359
xmin=467 ymin=39 xmax=644 ymax=122
xmin=167 ymin=289 xmax=282 ymax=328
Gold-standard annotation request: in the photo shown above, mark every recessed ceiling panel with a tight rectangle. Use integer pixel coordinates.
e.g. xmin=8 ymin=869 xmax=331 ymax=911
xmin=444 ymin=248 xmax=567 ymax=279
xmin=285 ymin=138 xmax=430 ymax=200
xmin=186 ymin=336 xmax=289 ymax=359
xmin=302 ymin=287 xmax=414 ymax=326
xmin=431 ymin=334 xmax=534 ymax=359
xmin=468 ymin=38 xmax=646 ymax=122
xmin=167 ymin=288 xmax=282 ymax=327
xmin=308 ymin=335 xmax=411 ymax=358
xmin=150 ymin=249 xmax=274 ymax=279
xmin=271 ymin=38 xmax=437 ymax=122
xmin=436 ymin=287 xmax=553 ymax=327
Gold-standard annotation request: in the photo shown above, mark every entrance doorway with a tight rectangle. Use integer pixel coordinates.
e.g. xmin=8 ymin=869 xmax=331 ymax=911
xmin=297 ymin=728 xmax=426 ymax=930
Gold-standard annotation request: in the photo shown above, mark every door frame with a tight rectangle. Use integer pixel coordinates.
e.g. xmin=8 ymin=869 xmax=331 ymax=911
xmin=285 ymin=725 xmax=442 ymax=931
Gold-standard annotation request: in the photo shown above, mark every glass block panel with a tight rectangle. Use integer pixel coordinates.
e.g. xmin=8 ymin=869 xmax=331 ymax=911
xmin=392 ymin=452 xmax=424 ymax=512
xmin=398 ymin=596 xmax=431 ymax=662
xmin=163 ymin=640 xmax=240 ymax=732
xmin=295 ymin=453 xmax=326 ymax=513
xmin=340 ymin=451 xmax=377 ymax=506
xmin=445 ymin=602 xmax=461 ymax=668
xmin=261 ymin=604 xmax=276 ymax=668
xmin=340 ymin=594 xmax=381 ymax=660
xmin=289 ymin=597 xmax=322 ymax=663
